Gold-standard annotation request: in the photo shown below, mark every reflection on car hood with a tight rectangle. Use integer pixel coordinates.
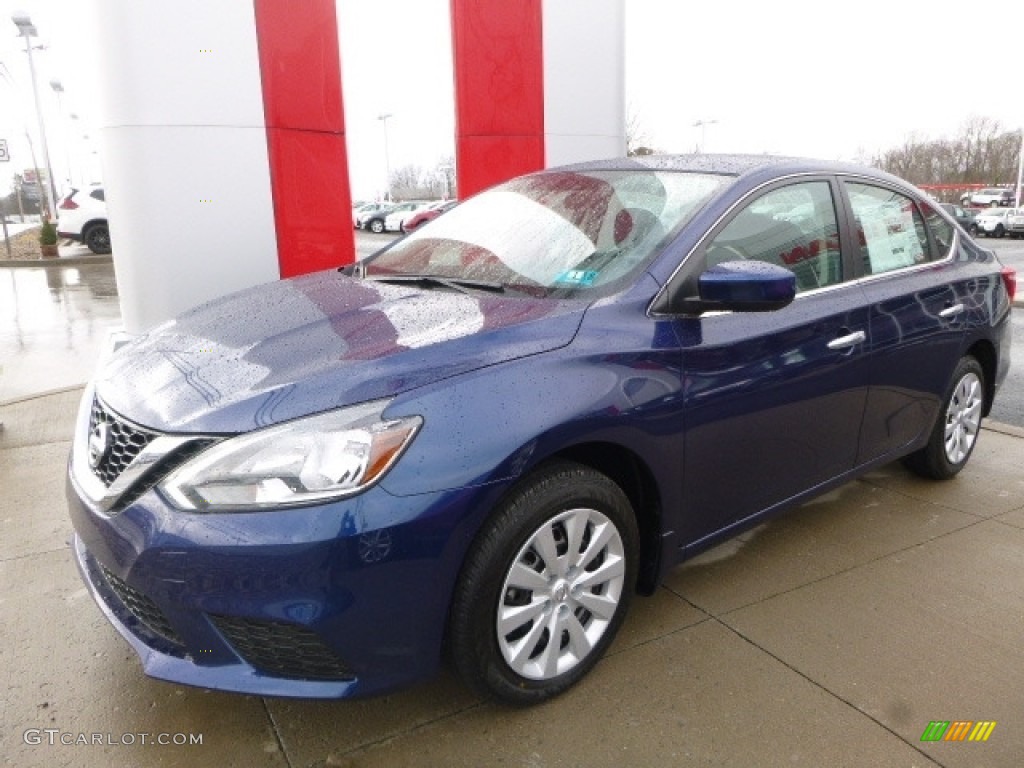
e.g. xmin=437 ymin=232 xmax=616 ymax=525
xmin=96 ymin=271 xmax=585 ymax=433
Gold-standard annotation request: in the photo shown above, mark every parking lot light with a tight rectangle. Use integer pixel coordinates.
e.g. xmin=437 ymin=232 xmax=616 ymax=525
xmin=11 ymin=12 xmax=58 ymax=219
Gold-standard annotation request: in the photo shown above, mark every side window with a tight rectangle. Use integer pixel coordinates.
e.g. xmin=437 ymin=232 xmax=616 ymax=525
xmin=91 ymin=188 xmax=105 ymax=202
xmin=704 ymin=181 xmax=842 ymax=293
xmin=920 ymin=199 xmax=954 ymax=257
xmin=847 ymin=184 xmax=930 ymax=275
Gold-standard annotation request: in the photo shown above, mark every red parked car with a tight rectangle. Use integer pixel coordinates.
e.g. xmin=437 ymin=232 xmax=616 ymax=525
xmin=403 ymin=200 xmax=456 ymax=232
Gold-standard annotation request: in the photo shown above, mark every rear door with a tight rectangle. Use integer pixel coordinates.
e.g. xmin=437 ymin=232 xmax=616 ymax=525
xmin=839 ymin=181 xmax=968 ymax=463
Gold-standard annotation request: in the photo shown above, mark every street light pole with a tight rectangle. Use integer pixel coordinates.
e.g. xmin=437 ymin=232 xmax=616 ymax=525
xmin=378 ymin=113 xmax=393 ymax=202
xmin=50 ymin=79 xmax=74 ymax=192
xmin=1015 ymin=127 xmax=1023 ymax=209
xmin=12 ymin=12 xmax=58 ymax=219
xmin=692 ymin=119 xmax=718 ymax=154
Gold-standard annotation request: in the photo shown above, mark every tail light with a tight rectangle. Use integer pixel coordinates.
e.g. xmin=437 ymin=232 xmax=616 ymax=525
xmin=59 ymin=196 xmax=79 ymax=210
xmin=1001 ymin=266 xmax=1017 ymax=302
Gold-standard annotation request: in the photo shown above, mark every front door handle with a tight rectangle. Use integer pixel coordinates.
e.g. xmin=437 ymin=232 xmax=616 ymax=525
xmin=827 ymin=330 xmax=866 ymax=350
xmin=939 ymin=303 xmax=965 ymax=319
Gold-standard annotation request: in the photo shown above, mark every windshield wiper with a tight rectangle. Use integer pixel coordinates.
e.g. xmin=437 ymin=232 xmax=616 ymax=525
xmin=364 ymin=274 xmax=507 ymax=294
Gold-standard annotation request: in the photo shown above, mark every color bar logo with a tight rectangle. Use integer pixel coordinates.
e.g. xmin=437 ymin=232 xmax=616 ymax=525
xmin=920 ymin=721 xmax=996 ymax=742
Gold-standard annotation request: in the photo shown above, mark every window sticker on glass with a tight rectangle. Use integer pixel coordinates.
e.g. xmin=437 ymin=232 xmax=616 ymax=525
xmin=848 ymin=184 xmax=927 ymax=275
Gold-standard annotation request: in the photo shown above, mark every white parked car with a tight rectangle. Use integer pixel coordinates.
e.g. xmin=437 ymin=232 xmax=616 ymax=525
xmin=56 ymin=185 xmax=111 ymax=254
xmin=973 ymin=208 xmax=1011 ymax=237
xmin=383 ymin=201 xmax=430 ymax=232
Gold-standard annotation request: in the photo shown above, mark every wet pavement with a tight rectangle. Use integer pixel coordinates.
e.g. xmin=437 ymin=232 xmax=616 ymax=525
xmin=0 ymin=260 xmax=123 ymax=404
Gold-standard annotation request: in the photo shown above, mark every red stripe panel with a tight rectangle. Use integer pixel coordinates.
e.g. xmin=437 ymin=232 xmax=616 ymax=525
xmin=254 ymin=0 xmax=355 ymax=276
xmin=450 ymin=0 xmax=544 ymax=199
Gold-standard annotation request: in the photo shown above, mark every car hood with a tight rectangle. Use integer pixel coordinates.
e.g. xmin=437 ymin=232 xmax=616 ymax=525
xmin=95 ymin=271 xmax=585 ymax=433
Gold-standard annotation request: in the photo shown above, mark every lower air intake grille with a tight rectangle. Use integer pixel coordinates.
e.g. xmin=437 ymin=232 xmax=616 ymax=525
xmin=209 ymin=615 xmax=355 ymax=681
xmin=99 ymin=565 xmax=184 ymax=647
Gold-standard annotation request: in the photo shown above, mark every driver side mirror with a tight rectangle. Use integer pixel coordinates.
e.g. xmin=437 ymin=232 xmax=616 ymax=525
xmin=653 ymin=260 xmax=797 ymax=316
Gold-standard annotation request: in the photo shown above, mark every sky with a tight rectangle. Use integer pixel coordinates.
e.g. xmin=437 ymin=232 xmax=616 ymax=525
xmin=0 ymin=0 xmax=1021 ymax=202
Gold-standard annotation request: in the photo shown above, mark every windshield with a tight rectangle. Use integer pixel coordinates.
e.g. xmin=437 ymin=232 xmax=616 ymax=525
xmin=363 ymin=170 xmax=729 ymax=298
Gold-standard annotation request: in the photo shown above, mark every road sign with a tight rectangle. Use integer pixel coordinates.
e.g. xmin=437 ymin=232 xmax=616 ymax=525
xmin=0 ymin=138 xmax=9 ymax=162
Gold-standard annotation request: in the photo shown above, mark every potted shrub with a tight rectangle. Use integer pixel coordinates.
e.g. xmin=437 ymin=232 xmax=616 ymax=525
xmin=39 ymin=219 xmax=59 ymax=258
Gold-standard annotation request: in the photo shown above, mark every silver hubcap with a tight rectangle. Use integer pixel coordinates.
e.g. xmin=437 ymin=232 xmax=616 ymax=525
xmin=944 ymin=371 xmax=982 ymax=465
xmin=497 ymin=508 xmax=626 ymax=681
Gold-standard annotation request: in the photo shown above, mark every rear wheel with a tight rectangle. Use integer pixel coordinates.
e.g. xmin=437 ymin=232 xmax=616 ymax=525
xmin=83 ymin=223 xmax=111 ymax=254
xmin=449 ymin=462 xmax=638 ymax=705
xmin=903 ymin=357 xmax=984 ymax=480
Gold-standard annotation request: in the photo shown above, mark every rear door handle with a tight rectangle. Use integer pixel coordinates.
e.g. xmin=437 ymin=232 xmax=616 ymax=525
xmin=827 ymin=330 xmax=866 ymax=350
xmin=939 ymin=303 xmax=964 ymax=319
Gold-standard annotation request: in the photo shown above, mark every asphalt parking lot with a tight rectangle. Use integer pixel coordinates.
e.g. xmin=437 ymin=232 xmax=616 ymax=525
xmin=1 ymin=231 xmax=1023 ymax=767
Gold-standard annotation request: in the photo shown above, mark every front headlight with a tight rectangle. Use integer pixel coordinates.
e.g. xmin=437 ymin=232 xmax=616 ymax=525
xmin=160 ymin=400 xmax=421 ymax=511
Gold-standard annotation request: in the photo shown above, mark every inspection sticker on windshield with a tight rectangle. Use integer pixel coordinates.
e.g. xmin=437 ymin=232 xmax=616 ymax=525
xmin=554 ymin=269 xmax=599 ymax=286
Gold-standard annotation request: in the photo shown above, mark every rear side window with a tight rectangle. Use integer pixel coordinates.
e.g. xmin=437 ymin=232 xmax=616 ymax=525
xmin=703 ymin=181 xmax=842 ymax=293
xmin=919 ymin=200 xmax=954 ymax=257
xmin=846 ymin=184 xmax=930 ymax=275
xmin=90 ymin=188 xmax=105 ymax=202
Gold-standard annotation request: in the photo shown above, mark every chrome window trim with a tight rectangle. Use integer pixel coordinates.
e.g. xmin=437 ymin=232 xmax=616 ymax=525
xmin=648 ymin=170 xmax=957 ymax=318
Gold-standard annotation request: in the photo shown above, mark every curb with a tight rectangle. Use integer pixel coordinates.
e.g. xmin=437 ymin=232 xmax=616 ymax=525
xmin=0 ymin=253 xmax=113 ymax=268
xmin=0 ymin=384 xmax=86 ymax=409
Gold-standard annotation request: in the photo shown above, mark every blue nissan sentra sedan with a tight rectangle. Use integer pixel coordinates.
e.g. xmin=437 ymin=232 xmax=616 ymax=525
xmin=67 ymin=155 xmax=1015 ymax=705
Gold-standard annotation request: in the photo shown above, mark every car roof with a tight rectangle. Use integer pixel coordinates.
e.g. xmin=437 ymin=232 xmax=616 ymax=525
xmin=551 ymin=153 xmax=912 ymax=189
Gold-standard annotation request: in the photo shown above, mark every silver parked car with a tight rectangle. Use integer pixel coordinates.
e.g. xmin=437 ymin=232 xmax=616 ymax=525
xmin=1005 ymin=208 xmax=1024 ymax=238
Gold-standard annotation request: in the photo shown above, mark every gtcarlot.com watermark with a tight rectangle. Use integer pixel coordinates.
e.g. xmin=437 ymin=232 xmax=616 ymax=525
xmin=24 ymin=729 xmax=203 ymax=747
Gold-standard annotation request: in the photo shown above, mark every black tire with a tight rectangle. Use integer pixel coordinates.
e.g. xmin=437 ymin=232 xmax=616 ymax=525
xmin=83 ymin=223 xmax=111 ymax=254
xmin=968 ymin=224 xmax=978 ymax=236
xmin=449 ymin=461 xmax=638 ymax=705
xmin=989 ymin=200 xmax=999 ymax=207
xmin=368 ymin=218 xmax=385 ymax=234
xmin=995 ymin=224 xmax=1005 ymax=238
xmin=903 ymin=357 xmax=985 ymax=480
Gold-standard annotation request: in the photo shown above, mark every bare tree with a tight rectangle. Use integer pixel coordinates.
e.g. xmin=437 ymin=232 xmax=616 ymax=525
xmin=626 ymin=105 xmax=658 ymax=157
xmin=389 ymin=156 xmax=457 ymax=200
xmin=874 ymin=116 xmax=1021 ymax=191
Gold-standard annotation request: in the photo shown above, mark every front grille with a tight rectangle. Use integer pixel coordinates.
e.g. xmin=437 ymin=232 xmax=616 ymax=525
xmin=99 ymin=565 xmax=184 ymax=647
xmin=209 ymin=615 xmax=355 ymax=681
xmin=89 ymin=399 xmax=158 ymax=486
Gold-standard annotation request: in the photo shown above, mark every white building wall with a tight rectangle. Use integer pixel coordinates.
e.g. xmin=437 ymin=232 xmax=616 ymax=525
xmin=92 ymin=0 xmax=279 ymax=333
xmin=542 ymin=0 xmax=626 ymax=166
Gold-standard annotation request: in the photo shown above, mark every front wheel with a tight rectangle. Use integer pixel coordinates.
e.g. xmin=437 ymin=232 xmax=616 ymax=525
xmin=995 ymin=224 xmax=1005 ymax=238
xmin=903 ymin=357 xmax=985 ymax=480
xmin=369 ymin=218 xmax=385 ymax=234
xmin=449 ymin=462 xmax=638 ymax=705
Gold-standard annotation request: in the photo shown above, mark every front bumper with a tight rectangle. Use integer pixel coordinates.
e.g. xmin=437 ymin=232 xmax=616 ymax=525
xmin=66 ymin=462 xmax=492 ymax=698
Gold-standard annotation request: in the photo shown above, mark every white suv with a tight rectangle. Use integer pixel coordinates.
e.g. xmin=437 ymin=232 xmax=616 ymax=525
xmin=960 ymin=188 xmax=1014 ymax=208
xmin=56 ymin=185 xmax=111 ymax=253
